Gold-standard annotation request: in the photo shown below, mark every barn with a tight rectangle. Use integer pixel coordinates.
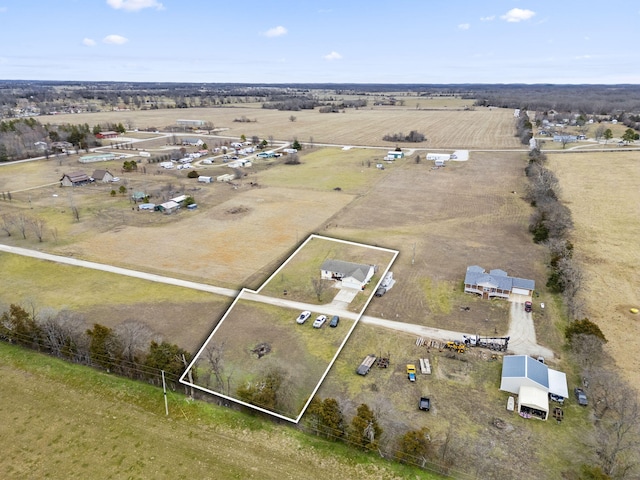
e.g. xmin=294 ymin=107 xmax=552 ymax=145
xmin=60 ymin=171 xmax=91 ymax=187
xmin=92 ymin=169 xmax=115 ymax=183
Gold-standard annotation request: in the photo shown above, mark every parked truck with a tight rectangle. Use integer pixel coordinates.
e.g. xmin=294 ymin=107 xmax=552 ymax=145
xmin=462 ymin=334 xmax=510 ymax=352
xmin=407 ymin=364 xmax=417 ymax=382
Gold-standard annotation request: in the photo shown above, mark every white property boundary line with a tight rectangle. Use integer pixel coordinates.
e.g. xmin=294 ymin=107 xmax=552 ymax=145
xmin=179 ymin=234 xmax=399 ymax=423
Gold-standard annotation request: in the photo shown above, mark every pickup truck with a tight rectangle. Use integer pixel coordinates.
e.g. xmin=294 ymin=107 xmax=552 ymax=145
xmin=407 ymin=364 xmax=416 ymax=382
xmin=419 ymin=396 xmax=431 ymax=411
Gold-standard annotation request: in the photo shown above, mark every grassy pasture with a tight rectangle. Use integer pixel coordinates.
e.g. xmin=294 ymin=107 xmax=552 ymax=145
xmin=0 ymin=342 xmax=435 ymax=480
xmin=548 ymin=151 xmax=640 ymax=388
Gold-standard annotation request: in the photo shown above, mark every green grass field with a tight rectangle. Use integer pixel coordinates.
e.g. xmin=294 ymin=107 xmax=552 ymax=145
xmin=0 ymin=342 xmax=441 ymax=480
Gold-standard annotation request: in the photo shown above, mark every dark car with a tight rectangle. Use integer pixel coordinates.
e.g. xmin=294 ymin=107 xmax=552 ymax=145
xmin=574 ymin=387 xmax=588 ymax=406
xmin=524 ymin=301 xmax=532 ymax=312
xmin=329 ymin=315 xmax=340 ymax=328
xmin=374 ymin=287 xmax=386 ymax=297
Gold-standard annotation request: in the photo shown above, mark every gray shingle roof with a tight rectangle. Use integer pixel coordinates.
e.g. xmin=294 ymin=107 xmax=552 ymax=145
xmin=464 ymin=265 xmax=535 ymax=291
xmin=321 ymin=259 xmax=372 ymax=282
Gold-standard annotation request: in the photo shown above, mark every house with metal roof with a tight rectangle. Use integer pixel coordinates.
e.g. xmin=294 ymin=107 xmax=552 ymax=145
xmin=464 ymin=265 xmax=535 ymax=299
xmin=500 ymin=355 xmax=568 ymax=421
xmin=321 ymin=259 xmax=376 ymax=290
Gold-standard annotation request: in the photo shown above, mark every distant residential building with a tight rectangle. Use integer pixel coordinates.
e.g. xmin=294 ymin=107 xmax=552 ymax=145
xmin=96 ymin=131 xmax=118 ymax=139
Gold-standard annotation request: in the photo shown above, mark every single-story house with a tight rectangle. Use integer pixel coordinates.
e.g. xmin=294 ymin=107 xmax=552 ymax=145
xmin=79 ymin=153 xmax=117 ymax=163
xmin=553 ymin=135 xmax=577 ymax=143
xmin=177 ymin=119 xmax=206 ymax=128
xmin=464 ymin=266 xmax=535 ymax=299
xmin=155 ymin=200 xmax=180 ymax=214
xmin=170 ymin=194 xmax=188 ymax=204
xmin=500 ymin=355 xmax=568 ymax=421
xmin=60 ymin=171 xmax=91 ymax=187
xmin=181 ymin=138 xmax=204 ymax=147
xmin=96 ymin=131 xmax=118 ymax=139
xmin=386 ymin=151 xmax=404 ymax=159
xmin=138 ymin=203 xmax=155 ymax=211
xmin=92 ymin=169 xmax=115 ymax=183
xmin=320 ymin=259 xmax=376 ymax=290
xmin=131 ymin=191 xmax=147 ymax=202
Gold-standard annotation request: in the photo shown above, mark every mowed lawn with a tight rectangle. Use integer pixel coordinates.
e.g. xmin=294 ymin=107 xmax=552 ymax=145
xmin=548 ymin=151 xmax=640 ymax=388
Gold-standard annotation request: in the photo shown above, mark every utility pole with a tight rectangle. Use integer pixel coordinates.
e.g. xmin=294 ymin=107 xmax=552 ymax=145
xmin=161 ymin=370 xmax=169 ymax=416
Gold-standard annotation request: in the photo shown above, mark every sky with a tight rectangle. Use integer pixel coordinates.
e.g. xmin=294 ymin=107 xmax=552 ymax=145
xmin=1 ymin=0 xmax=639 ymax=84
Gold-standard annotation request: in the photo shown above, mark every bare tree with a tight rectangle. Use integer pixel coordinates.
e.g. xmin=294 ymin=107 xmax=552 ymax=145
xmin=15 ymin=213 xmax=29 ymax=239
xmin=29 ymin=216 xmax=47 ymax=242
xmin=204 ymin=341 xmax=227 ymax=392
xmin=590 ymin=371 xmax=640 ymax=478
xmin=114 ymin=319 xmax=156 ymax=365
xmin=571 ymin=333 xmax=606 ymax=372
xmin=311 ymin=278 xmax=330 ymax=302
xmin=1 ymin=213 xmax=14 ymax=236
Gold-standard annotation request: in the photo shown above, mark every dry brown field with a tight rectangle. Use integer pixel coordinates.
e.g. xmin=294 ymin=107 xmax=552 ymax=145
xmin=548 ymin=151 xmax=640 ymax=389
xmin=48 ymin=103 xmax=520 ymax=149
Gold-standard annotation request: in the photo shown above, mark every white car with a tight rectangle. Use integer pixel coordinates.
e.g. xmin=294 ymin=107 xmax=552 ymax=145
xmin=296 ymin=311 xmax=311 ymax=325
xmin=313 ymin=315 xmax=327 ymax=328
xmin=111 ymin=177 xmax=120 ymax=182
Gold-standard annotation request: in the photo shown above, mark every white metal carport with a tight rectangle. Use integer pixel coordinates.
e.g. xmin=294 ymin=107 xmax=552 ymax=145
xmin=518 ymin=385 xmax=549 ymax=420
xmin=548 ymin=369 xmax=569 ymax=399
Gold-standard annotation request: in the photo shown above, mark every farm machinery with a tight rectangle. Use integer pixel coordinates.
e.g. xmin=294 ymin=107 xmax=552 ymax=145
xmin=444 ymin=341 xmax=466 ymax=353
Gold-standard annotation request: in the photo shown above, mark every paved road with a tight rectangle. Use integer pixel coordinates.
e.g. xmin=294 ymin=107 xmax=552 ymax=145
xmin=0 ymin=244 xmax=550 ymax=357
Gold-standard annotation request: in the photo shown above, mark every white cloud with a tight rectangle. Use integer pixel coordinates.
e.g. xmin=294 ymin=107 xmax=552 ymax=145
xmin=323 ymin=51 xmax=342 ymax=61
xmin=106 ymin=0 xmax=164 ymax=11
xmin=264 ymin=26 xmax=287 ymax=38
xmin=83 ymin=38 xmax=97 ymax=47
xmin=501 ymin=8 xmax=536 ymax=23
xmin=458 ymin=23 xmax=470 ymax=30
xmin=103 ymin=34 xmax=129 ymax=45
xmin=480 ymin=15 xmax=495 ymax=21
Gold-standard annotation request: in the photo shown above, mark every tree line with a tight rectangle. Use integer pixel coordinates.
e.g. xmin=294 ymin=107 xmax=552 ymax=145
xmin=0 ymin=303 xmax=193 ymax=389
xmin=525 ymin=147 xmax=640 ymax=478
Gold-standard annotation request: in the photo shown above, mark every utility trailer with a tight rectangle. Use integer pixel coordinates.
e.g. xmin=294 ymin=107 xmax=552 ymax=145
xmin=357 ymin=354 xmax=377 ymax=376
xmin=419 ymin=396 xmax=431 ymax=411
